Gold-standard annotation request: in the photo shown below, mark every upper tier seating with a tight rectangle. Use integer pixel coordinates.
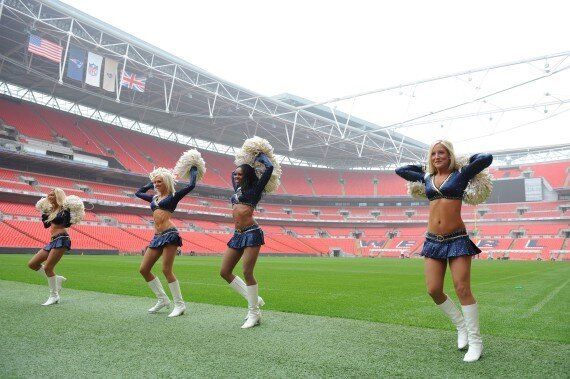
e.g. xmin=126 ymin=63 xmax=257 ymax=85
xmin=2 ymin=97 xmax=569 ymax=197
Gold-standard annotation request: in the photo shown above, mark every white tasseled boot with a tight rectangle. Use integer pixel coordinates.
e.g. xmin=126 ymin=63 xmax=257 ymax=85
xmin=167 ymin=280 xmax=186 ymax=318
xmin=462 ymin=303 xmax=483 ymax=362
xmin=42 ymin=275 xmax=60 ymax=306
xmin=37 ymin=266 xmax=66 ymax=292
xmin=229 ymin=276 xmax=265 ymax=307
xmin=437 ymin=296 xmax=468 ymax=350
xmin=147 ymin=277 xmax=170 ymax=313
xmin=241 ymin=284 xmax=261 ymax=329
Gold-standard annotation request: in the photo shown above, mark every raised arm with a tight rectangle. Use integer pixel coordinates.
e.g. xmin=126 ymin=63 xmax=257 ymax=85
xmin=254 ymin=153 xmax=274 ymax=195
xmin=395 ymin=165 xmax=426 ymax=183
xmin=55 ymin=210 xmax=72 ymax=227
xmin=43 ymin=209 xmax=72 ymax=228
xmin=172 ymin=166 xmax=198 ymax=202
xmin=461 ymin=153 xmax=493 ymax=179
xmin=135 ymin=182 xmax=154 ymax=202
xmin=231 ymin=169 xmax=239 ymax=191
xmin=41 ymin=213 xmax=51 ymax=229
xmin=63 ymin=210 xmax=71 ymax=227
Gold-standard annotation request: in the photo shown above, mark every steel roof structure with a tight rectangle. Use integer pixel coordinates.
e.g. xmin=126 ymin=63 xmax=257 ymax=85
xmin=1 ymin=0 xmax=569 ymax=169
xmin=0 ymin=0 xmax=430 ymax=169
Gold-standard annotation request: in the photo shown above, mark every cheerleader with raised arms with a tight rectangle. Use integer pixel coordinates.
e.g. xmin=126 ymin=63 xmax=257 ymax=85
xmin=135 ymin=149 xmax=206 ymax=317
xmin=29 ymin=189 xmax=84 ymax=306
xmin=395 ymin=140 xmax=493 ymax=362
xmin=220 ymin=136 xmax=282 ymax=329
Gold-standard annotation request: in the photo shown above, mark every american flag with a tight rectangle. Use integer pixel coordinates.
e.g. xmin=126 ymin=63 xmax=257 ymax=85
xmin=27 ymin=35 xmax=62 ymax=63
xmin=121 ymin=70 xmax=146 ymax=92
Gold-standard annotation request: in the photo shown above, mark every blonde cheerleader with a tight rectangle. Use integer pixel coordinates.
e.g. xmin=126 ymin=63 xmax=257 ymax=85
xmin=28 ymin=189 xmax=84 ymax=306
xmin=395 ymin=140 xmax=492 ymax=362
xmin=136 ymin=149 xmax=205 ymax=317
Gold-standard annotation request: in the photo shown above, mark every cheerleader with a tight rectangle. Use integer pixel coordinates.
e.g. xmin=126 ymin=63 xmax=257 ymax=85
xmin=220 ymin=137 xmax=282 ymax=329
xmin=136 ymin=150 xmax=205 ymax=318
xmin=395 ymin=140 xmax=493 ymax=362
xmin=28 ymin=189 xmax=84 ymax=305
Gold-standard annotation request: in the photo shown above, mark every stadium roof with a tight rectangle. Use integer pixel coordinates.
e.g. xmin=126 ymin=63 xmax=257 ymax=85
xmin=1 ymin=0 xmax=569 ymax=169
xmin=0 ymin=0 xmax=428 ymax=169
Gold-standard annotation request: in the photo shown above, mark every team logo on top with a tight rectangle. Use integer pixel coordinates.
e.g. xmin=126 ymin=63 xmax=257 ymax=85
xmin=397 ymin=241 xmax=416 ymax=248
xmin=88 ymin=63 xmax=98 ymax=76
xmin=478 ymin=239 xmax=498 ymax=248
xmin=360 ymin=240 xmax=385 ymax=247
xmin=69 ymin=58 xmax=83 ymax=69
xmin=525 ymin=240 xmax=543 ymax=248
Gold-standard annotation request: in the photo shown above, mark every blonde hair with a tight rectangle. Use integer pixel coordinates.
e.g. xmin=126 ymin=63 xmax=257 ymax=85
xmin=426 ymin=140 xmax=458 ymax=175
xmin=149 ymin=167 xmax=176 ymax=196
xmin=47 ymin=188 xmax=66 ymax=222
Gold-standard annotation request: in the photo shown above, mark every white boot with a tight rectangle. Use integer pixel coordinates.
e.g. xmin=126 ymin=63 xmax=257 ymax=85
xmin=42 ymin=275 xmax=59 ymax=306
xmin=167 ymin=280 xmax=186 ymax=318
xmin=241 ymin=284 xmax=261 ymax=329
xmin=462 ymin=303 xmax=483 ymax=362
xmin=229 ymin=276 xmax=265 ymax=307
xmin=437 ymin=296 xmax=468 ymax=349
xmin=37 ymin=266 xmax=66 ymax=292
xmin=147 ymin=277 xmax=170 ymax=313
xmin=56 ymin=275 xmax=67 ymax=292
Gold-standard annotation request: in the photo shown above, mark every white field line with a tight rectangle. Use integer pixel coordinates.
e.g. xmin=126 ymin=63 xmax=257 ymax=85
xmin=522 ymin=279 xmax=569 ymax=319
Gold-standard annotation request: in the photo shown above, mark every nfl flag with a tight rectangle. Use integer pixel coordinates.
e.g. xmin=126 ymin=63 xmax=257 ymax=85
xmin=85 ymin=52 xmax=103 ymax=87
xmin=102 ymin=58 xmax=118 ymax=93
xmin=66 ymin=45 xmax=85 ymax=81
xmin=121 ymin=70 xmax=146 ymax=92
xmin=28 ymin=34 xmax=62 ymax=63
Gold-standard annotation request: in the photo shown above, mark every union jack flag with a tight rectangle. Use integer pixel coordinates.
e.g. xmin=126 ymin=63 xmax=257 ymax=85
xmin=120 ymin=70 xmax=146 ymax=92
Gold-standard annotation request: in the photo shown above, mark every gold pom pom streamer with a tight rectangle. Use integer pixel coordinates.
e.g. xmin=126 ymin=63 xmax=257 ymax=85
xmin=173 ymin=149 xmax=206 ymax=182
xmin=234 ymin=136 xmax=282 ymax=194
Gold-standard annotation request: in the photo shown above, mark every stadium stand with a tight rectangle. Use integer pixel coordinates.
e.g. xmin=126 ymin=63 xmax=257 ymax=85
xmin=0 ymin=99 xmax=569 ymax=259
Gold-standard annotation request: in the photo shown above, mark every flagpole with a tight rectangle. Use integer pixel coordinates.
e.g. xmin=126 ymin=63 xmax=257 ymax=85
xmin=59 ymin=19 xmax=74 ymax=84
xmin=165 ymin=65 xmax=177 ymax=112
xmin=27 ymin=52 xmax=33 ymax=72
xmin=0 ymin=0 xmax=5 ymax=22
xmin=116 ymin=44 xmax=129 ymax=102
xmin=114 ymin=59 xmax=118 ymax=94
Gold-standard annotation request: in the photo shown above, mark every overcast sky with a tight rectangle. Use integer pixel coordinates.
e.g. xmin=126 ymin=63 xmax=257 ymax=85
xmin=60 ymin=0 xmax=570 ymax=154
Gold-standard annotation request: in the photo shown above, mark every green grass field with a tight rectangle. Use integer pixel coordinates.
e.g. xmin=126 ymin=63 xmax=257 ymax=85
xmin=0 ymin=254 xmax=568 ymax=377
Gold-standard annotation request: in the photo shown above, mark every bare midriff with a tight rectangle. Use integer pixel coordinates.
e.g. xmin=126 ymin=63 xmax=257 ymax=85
xmin=50 ymin=224 xmax=68 ymax=237
xmin=233 ymin=203 xmax=255 ymax=230
xmin=153 ymin=209 xmax=176 ymax=232
xmin=427 ymin=198 xmax=465 ymax=235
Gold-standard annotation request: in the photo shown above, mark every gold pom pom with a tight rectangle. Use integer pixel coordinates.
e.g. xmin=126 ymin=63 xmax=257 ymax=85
xmin=35 ymin=197 xmax=53 ymax=214
xmin=173 ymin=149 xmax=206 ymax=182
xmin=235 ymin=136 xmax=282 ymax=194
xmin=407 ymin=181 xmax=427 ymax=199
xmin=63 ymin=195 xmax=85 ymax=225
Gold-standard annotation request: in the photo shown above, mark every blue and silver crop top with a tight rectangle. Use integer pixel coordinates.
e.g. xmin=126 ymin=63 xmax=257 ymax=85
xmin=42 ymin=210 xmax=71 ymax=228
xmin=395 ymin=153 xmax=493 ymax=201
xmin=136 ymin=167 xmax=197 ymax=212
xmin=230 ymin=153 xmax=273 ymax=208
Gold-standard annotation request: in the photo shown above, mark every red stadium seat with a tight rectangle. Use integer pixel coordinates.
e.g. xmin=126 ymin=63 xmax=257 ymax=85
xmin=0 ymin=99 xmax=569 ymax=259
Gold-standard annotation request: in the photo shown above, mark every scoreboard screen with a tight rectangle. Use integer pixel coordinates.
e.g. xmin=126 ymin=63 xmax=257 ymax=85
xmin=487 ymin=178 xmax=526 ymax=203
